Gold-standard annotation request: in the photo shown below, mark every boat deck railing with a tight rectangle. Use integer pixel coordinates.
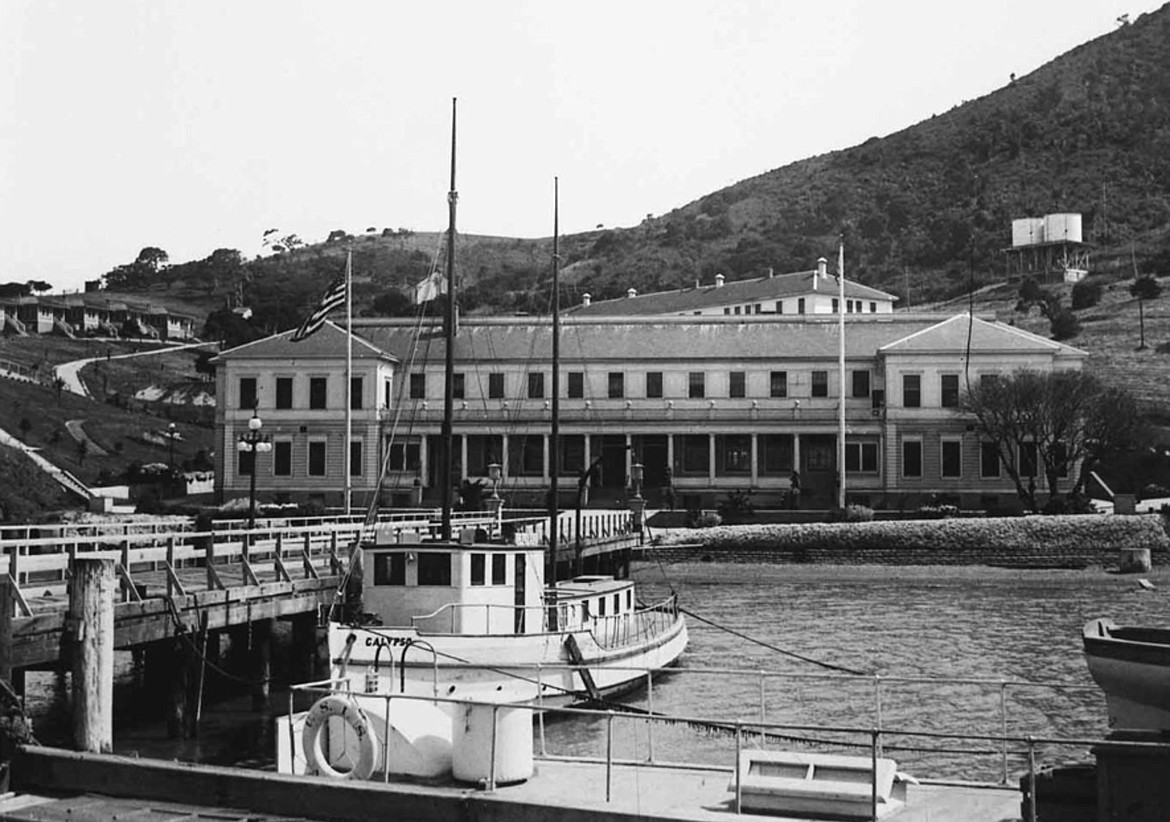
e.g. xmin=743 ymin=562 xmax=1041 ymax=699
xmin=408 ymin=592 xmax=680 ymax=643
xmin=284 ymin=671 xmax=1170 ymax=820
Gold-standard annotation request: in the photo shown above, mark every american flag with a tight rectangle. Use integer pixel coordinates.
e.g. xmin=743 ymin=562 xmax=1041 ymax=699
xmin=291 ymin=274 xmax=346 ymax=341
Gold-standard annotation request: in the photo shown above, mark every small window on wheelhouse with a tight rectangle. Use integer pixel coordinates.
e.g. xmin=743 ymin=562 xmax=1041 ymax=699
xmin=417 ymin=553 xmax=452 ymax=586
xmin=491 ymin=553 xmax=506 ymax=585
xmin=598 ymin=597 xmax=606 ymax=616
xmin=471 ymin=553 xmax=485 ymax=586
xmin=626 ymin=590 xmax=632 ymax=609
xmin=373 ymin=553 xmax=406 ymax=586
xmin=613 ymin=594 xmax=620 ymax=614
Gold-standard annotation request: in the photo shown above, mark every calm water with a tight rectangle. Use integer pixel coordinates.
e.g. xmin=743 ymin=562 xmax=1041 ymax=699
xmin=23 ymin=563 xmax=1170 ymax=783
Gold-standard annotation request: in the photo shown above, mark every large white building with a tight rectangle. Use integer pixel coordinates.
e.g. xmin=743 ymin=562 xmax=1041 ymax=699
xmin=211 ymin=312 xmax=1085 ymax=514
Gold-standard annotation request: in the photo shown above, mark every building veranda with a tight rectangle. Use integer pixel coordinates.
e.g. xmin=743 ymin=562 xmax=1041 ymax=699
xmin=210 ymin=314 xmax=1086 ymax=514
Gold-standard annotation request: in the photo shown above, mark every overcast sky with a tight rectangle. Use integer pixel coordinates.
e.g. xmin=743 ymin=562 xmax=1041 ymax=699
xmin=1 ymin=1 xmax=1162 ymax=293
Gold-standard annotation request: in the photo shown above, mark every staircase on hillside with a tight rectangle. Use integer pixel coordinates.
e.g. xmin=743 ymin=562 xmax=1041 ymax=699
xmin=53 ymin=318 xmax=76 ymax=339
xmin=3 ymin=314 xmax=28 ymax=336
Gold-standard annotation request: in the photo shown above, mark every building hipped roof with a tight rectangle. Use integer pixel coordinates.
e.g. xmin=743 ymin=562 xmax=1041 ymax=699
xmin=567 ymin=270 xmax=897 ymax=317
xmin=211 ymin=321 xmax=399 ymax=363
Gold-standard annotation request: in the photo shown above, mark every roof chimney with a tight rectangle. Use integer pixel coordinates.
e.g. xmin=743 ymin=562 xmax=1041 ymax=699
xmin=817 ymin=258 xmax=827 ymax=278
xmin=768 ymin=267 xmax=774 ymax=279
xmin=582 ymin=293 xmax=591 ymax=307
xmin=626 ymin=288 xmax=637 ymax=299
xmin=715 ymin=273 xmax=725 ymax=288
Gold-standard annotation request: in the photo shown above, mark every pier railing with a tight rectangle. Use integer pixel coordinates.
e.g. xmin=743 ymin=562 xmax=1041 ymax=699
xmin=282 ymin=673 xmax=1158 ymax=819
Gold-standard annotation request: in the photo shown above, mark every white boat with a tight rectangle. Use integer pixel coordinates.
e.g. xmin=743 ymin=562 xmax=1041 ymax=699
xmin=279 ymin=101 xmax=687 ymax=782
xmin=1082 ymin=617 xmax=1170 ymax=730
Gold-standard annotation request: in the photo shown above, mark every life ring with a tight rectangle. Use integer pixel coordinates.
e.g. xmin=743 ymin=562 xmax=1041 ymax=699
xmin=302 ymin=695 xmax=379 ymax=780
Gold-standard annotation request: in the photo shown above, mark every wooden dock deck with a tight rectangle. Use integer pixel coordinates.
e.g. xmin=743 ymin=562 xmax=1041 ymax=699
xmin=3 ymin=746 xmax=1024 ymax=822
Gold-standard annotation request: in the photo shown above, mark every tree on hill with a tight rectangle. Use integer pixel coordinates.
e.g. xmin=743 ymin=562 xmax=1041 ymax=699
xmin=1130 ymin=275 xmax=1161 ymax=349
xmin=104 ymin=247 xmax=169 ymax=290
xmin=961 ymin=370 xmax=1144 ymax=512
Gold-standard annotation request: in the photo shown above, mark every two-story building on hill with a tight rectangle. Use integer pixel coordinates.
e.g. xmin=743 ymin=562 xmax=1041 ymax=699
xmin=211 ymin=314 xmax=1085 ymax=514
xmin=568 ymin=258 xmax=898 ymax=317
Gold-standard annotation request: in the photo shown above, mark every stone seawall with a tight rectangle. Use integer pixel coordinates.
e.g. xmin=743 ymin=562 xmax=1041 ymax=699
xmin=637 ymin=515 xmax=1170 ymax=568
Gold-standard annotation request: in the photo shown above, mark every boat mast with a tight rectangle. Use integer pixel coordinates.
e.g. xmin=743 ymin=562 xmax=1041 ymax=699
xmin=440 ymin=98 xmax=458 ymax=542
xmin=547 ymin=177 xmax=560 ymax=584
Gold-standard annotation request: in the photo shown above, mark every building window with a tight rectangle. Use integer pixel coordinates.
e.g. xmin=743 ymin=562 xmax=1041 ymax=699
xmin=845 ymin=441 xmax=878 ymax=473
xmin=608 ymin=372 xmax=624 ymax=399
xmin=941 ymin=374 xmax=960 ymax=408
xmin=559 ymin=435 xmax=585 ymax=476
xmin=417 ymin=553 xmax=452 ymax=586
xmin=775 ymin=301 xmax=783 ymax=314
xmin=349 ymin=439 xmax=362 ymax=477
xmin=309 ymin=377 xmax=327 ymax=409
xmin=980 ymin=442 xmax=1001 ymax=478
xmin=811 ymin=370 xmax=828 ymax=398
xmin=239 ymin=377 xmax=257 ymax=410
xmin=508 ymin=434 xmax=544 ymax=476
xmin=759 ymin=434 xmax=793 ymax=474
xmin=491 ymin=553 xmax=506 ymax=585
xmin=851 ymin=370 xmax=870 ymax=399
xmin=870 ymin=302 xmax=877 ymax=313
xmin=679 ymin=434 xmax=709 ymax=474
xmin=467 ymin=435 xmax=501 ymax=477
xmin=384 ymin=379 xmax=392 ymax=408
xmin=389 ymin=441 xmax=421 ymax=472
xmin=729 ymin=371 xmax=746 ymax=398
xmin=716 ymin=434 xmax=751 ymax=474
xmin=275 ymin=377 xmax=293 ymax=410
xmin=941 ymin=439 xmax=962 ymax=478
xmin=770 ymin=371 xmax=788 ymax=398
xmin=527 ymin=372 xmax=545 ymax=399
xmin=409 ymin=373 xmax=426 ymax=399
xmin=688 ymin=372 xmax=705 ymax=399
xmin=237 ymin=449 xmax=255 ymax=477
xmin=488 ymin=372 xmax=505 ymax=399
xmin=902 ymin=439 xmax=922 ymax=478
xmin=350 ymin=376 xmax=363 ymax=410
xmin=902 ymin=374 xmax=921 ymax=408
xmin=373 ymin=553 xmax=406 ymax=586
xmin=1019 ymin=442 xmax=1039 ymax=478
xmin=273 ymin=441 xmax=292 ymax=476
xmin=568 ymin=371 xmax=584 ymax=399
xmin=453 ymin=373 xmax=465 ymax=399
xmin=646 ymin=371 xmax=663 ymax=398
xmin=471 ymin=553 xmax=485 ymax=586
xmin=723 ymin=307 xmax=730 ymax=315
xmin=308 ymin=440 xmax=327 ymax=476
xmin=797 ymin=297 xmax=806 ymax=314
xmin=733 ymin=306 xmax=741 ymax=315
xmin=832 ymin=298 xmax=839 ymax=313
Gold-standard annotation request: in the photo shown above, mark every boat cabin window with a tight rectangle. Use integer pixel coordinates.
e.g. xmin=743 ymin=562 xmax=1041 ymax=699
xmin=471 ymin=553 xmax=485 ymax=586
xmin=598 ymin=597 xmax=606 ymax=617
xmin=613 ymin=594 xmax=620 ymax=614
xmin=373 ymin=553 xmax=406 ymax=586
xmin=626 ymin=590 xmax=632 ymax=609
xmin=417 ymin=553 xmax=452 ymax=586
xmin=492 ymin=554 xmax=507 ymax=585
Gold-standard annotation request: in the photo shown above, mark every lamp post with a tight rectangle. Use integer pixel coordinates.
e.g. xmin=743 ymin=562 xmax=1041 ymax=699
xmin=629 ymin=462 xmax=646 ymax=544
xmin=486 ymin=462 xmax=503 ymax=528
xmin=166 ymin=422 xmax=178 ymax=469
xmin=236 ymin=410 xmax=272 ymax=529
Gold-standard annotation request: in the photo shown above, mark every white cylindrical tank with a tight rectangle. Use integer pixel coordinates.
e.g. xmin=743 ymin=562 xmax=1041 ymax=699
xmin=1012 ymin=218 xmax=1045 ymax=247
xmin=452 ymin=698 xmax=534 ymax=785
xmin=1044 ymin=213 xmax=1082 ymax=243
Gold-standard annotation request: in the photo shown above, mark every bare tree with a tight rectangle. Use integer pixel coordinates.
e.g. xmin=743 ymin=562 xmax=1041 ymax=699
xmin=961 ymin=370 xmax=1144 ymax=511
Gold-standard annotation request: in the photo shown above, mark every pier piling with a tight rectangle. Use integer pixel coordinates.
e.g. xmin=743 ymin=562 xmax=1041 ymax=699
xmin=69 ymin=557 xmax=114 ymax=753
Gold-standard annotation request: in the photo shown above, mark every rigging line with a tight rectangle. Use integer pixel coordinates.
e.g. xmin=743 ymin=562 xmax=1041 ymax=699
xmin=160 ymin=596 xmax=271 ymax=687
xmin=678 ymin=607 xmax=871 ymax=676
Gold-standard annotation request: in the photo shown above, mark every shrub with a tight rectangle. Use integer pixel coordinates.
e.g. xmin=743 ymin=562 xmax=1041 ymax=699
xmin=693 ymin=511 xmax=723 ymax=529
xmin=1050 ymin=307 xmax=1081 ymax=340
xmin=1071 ymin=278 xmax=1103 ymax=309
xmin=917 ymin=503 xmax=961 ymax=519
xmin=717 ymin=489 xmax=754 ymax=521
xmin=845 ymin=504 xmax=874 ymax=522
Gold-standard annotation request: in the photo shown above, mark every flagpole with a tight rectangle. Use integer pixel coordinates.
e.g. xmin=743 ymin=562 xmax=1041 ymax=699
xmin=344 ymin=248 xmax=353 ymax=517
xmin=837 ymin=238 xmax=846 ymax=510
xmin=440 ymin=98 xmax=458 ymax=542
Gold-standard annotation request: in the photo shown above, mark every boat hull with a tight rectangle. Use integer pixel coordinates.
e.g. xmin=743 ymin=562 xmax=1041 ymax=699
xmin=330 ymin=615 xmax=688 ymax=707
xmin=1083 ymin=617 xmax=1170 ymax=730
